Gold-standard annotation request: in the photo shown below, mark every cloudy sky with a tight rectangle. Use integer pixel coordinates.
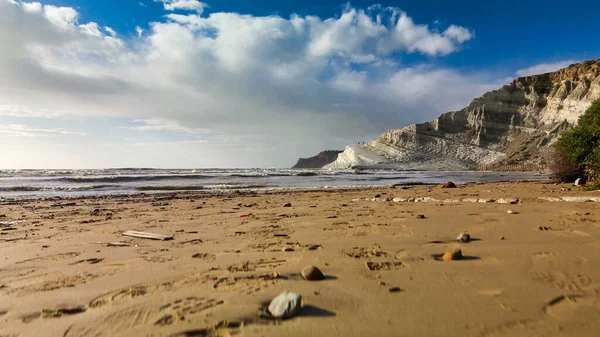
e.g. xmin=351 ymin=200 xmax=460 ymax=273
xmin=0 ymin=0 xmax=597 ymax=168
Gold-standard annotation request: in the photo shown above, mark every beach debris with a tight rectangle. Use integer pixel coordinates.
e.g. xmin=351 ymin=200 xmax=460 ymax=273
xmin=282 ymin=247 xmax=295 ymax=252
xmin=416 ymin=214 xmax=426 ymax=219
xmin=268 ymin=291 xmax=302 ymax=319
xmin=457 ymin=232 xmax=471 ymax=243
xmin=507 ymin=210 xmax=519 ymax=214
xmin=70 ymin=258 xmax=103 ymax=265
xmin=41 ymin=305 xmax=87 ymax=318
xmin=442 ymin=248 xmax=463 ymax=261
xmin=301 ymin=265 xmax=325 ymax=280
xmin=574 ymin=178 xmax=585 ymax=186
xmin=497 ymin=198 xmax=520 ymax=204
xmin=538 ymin=226 xmax=552 ymax=231
xmin=272 ymin=271 xmax=280 ymax=278
xmin=51 ymin=202 xmax=77 ymax=208
xmin=191 ymin=253 xmax=215 ymax=259
xmin=538 ymin=196 xmax=600 ymax=202
xmin=122 ymin=230 xmax=173 ymax=241
xmin=102 ymin=242 xmax=135 ymax=247
xmin=283 ymin=203 xmax=292 ymax=207
xmin=388 ymin=286 xmax=401 ymax=293
xmin=307 ymin=244 xmax=322 ymax=251
xmin=442 ymin=181 xmax=457 ymax=188
xmin=240 ymin=212 xmax=253 ymax=217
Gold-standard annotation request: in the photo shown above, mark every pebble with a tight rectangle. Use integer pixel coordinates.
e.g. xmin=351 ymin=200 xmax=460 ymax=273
xmin=442 ymin=248 xmax=463 ymax=261
xmin=283 ymin=203 xmax=292 ymax=207
xmin=301 ymin=265 xmax=325 ymax=281
xmin=457 ymin=232 xmax=471 ymax=243
xmin=388 ymin=286 xmax=401 ymax=293
xmin=507 ymin=210 xmax=519 ymax=214
xmin=282 ymin=247 xmax=295 ymax=252
xmin=416 ymin=214 xmax=426 ymax=219
xmin=268 ymin=291 xmax=302 ymax=319
xmin=500 ymin=236 xmax=505 ymax=240
xmin=442 ymin=181 xmax=457 ymax=188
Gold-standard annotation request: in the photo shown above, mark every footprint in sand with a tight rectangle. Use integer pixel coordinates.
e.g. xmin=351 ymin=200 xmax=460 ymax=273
xmin=9 ymin=272 xmax=96 ymax=296
xmin=89 ymin=285 xmax=149 ymax=308
xmin=227 ymin=258 xmax=287 ymax=273
xmin=365 ymin=261 xmax=404 ymax=271
xmin=66 ymin=296 xmax=225 ymax=337
xmin=532 ymin=271 xmax=593 ymax=292
xmin=543 ymin=294 xmax=600 ymax=322
xmin=212 ymin=273 xmax=280 ymax=295
xmin=343 ymin=245 xmax=391 ymax=259
xmin=474 ymin=319 xmax=556 ymax=337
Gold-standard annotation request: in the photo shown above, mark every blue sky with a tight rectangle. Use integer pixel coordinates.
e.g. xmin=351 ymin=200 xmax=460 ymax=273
xmin=0 ymin=0 xmax=598 ymax=168
xmin=35 ymin=0 xmax=600 ymax=71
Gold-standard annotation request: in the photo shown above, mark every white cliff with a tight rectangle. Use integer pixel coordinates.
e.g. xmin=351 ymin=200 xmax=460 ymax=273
xmin=325 ymin=59 xmax=600 ymax=170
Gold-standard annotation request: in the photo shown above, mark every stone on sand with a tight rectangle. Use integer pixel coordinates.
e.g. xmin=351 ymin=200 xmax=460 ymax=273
xmin=283 ymin=202 xmax=292 ymax=207
xmin=457 ymin=232 xmax=470 ymax=243
xmin=442 ymin=248 xmax=463 ymax=261
xmin=268 ymin=291 xmax=302 ymax=319
xmin=301 ymin=265 xmax=325 ymax=281
xmin=442 ymin=181 xmax=457 ymax=188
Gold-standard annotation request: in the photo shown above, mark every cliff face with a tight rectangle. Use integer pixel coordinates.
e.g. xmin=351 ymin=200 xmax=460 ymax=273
xmin=292 ymin=150 xmax=342 ymax=169
xmin=326 ymin=59 xmax=600 ymax=170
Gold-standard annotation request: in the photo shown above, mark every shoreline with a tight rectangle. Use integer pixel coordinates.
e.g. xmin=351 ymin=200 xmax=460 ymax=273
xmin=2 ymin=180 xmax=599 ymax=337
xmin=0 ymin=175 xmax=551 ymax=203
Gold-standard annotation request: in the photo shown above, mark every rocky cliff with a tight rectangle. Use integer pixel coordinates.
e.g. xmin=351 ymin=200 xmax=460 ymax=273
xmin=326 ymin=59 xmax=600 ymax=170
xmin=292 ymin=150 xmax=343 ymax=168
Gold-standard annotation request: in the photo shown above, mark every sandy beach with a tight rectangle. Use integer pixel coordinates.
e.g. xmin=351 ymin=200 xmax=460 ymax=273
xmin=1 ymin=181 xmax=600 ymax=337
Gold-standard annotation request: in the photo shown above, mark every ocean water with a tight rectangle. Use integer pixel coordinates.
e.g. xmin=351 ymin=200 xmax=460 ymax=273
xmin=0 ymin=168 xmax=549 ymax=200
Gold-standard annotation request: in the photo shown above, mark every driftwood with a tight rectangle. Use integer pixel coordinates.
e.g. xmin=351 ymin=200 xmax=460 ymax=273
xmin=122 ymin=230 xmax=173 ymax=241
xmin=99 ymin=241 xmax=136 ymax=247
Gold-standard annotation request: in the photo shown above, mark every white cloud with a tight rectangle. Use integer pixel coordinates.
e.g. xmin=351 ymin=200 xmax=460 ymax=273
xmin=516 ymin=60 xmax=577 ymax=77
xmin=0 ymin=0 xmax=499 ymax=168
xmin=0 ymin=124 xmax=88 ymax=137
xmin=124 ymin=118 xmax=211 ymax=134
xmin=157 ymin=0 xmax=207 ymax=13
xmin=21 ymin=1 xmax=41 ymax=13
xmin=79 ymin=22 xmax=102 ymax=37
xmin=139 ymin=1 xmax=147 ymax=8
xmin=43 ymin=4 xmax=78 ymax=29
xmin=104 ymin=26 xmax=117 ymax=37
xmin=135 ymin=25 xmax=144 ymax=37
xmin=0 ymin=105 xmax=70 ymax=118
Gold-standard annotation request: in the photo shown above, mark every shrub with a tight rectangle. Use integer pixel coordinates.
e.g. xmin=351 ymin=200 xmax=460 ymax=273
xmin=546 ymin=147 xmax=583 ymax=182
xmin=551 ymin=99 xmax=600 ymax=182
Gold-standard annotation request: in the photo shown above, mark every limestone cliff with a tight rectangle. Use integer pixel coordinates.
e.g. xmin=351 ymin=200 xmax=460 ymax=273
xmin=292 ymin=150 xmax=342 ymax=168
xmin=326 ymin=59 xmax=600 ymax=170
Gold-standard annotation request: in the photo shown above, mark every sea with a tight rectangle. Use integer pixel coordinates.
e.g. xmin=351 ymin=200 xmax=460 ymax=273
xmin=0 ymin=168 xmax=549 ymax=200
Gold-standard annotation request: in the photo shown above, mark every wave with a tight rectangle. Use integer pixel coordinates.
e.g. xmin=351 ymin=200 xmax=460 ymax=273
xmin=53 ymin=174 xmax=213 ymax=183
xmin=136 ymin=184 xmax=269 ymax=191
xmin=0 ymin=184 xmax=120 ymax=192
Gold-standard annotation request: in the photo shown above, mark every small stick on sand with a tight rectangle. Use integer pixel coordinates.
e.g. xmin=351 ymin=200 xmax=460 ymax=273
xmin=122 ymin=231 xmax=173 ymax=241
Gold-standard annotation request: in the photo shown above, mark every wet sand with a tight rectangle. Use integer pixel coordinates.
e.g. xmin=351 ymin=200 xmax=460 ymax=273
xmin=1 ymin=181 xmax=600 ymax=337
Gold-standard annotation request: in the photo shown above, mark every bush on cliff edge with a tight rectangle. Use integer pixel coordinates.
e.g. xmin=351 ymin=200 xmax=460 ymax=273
xmin=552 ymin=99 xmax=600 ymax=182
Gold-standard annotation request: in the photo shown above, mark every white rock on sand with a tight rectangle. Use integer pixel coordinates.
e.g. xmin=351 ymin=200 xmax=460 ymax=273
xmin=268 ymin=291 xmax=302 ymax=319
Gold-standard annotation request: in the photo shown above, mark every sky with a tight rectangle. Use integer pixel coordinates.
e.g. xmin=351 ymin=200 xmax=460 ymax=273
xmin=0 ymin=0 xmax=599 ymax=169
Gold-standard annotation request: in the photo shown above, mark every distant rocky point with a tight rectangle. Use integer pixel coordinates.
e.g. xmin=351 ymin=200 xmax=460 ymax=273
xmin=292 ymin=150 xmax=343 ymax=169
xmin=326 ymin=59 xmax=600 ymax=170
